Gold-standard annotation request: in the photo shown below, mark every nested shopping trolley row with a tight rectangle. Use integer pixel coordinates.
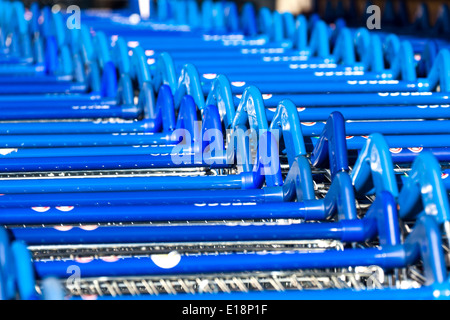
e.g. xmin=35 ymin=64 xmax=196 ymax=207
xmin=0 ymin=0 xmax=449 ymax=300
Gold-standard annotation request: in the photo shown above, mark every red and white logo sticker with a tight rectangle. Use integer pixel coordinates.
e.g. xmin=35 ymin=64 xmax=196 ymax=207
xmin=56 ymin=206 xmax=75 ymax=212
xmin=301 ymin=122 xmax=317 ymax=127
xmin=203 ymin=74 xmax=217 ymax=80
xmin=32 ymin=207 xmax=51 ymax=213
xmin=54 ymin=226 xmax=74 ymax=232
xmin=346 ymin=136 xmax=354 ymax=140
xmin=442 ymin=173 xmax=449 ymax=179
xmin=262 ymin=94 xmax=273 ymax=100
xmin=0 ymin=149 xmax=18 ymax=156
xmin=408 ymin=147 xmax=424 ymax=153
xmin=390 ymin=148 xmax=403 ymax=154
xmin=79 ymin=225 xmax=99 ymax=231
xmin=151 ymin=252 xmax=182 ymax=269
xmin=231 ymin=82 xmax=246 ymax=87
xmin=75 ymin=257 xmax=94 ymax=264
xmin=100 ymin=256 xmax=120 ymax=263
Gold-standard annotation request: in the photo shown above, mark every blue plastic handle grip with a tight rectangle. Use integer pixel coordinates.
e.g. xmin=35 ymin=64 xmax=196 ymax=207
xmin=0 ymin=228 xmax=14 ymax=300
xmin=426 ymin=49 xmax=450 ymax=92
xmin=351 ymin=134 xmax=399 ymax=198
xmin=279 ymin=156 xmax=315 ymax=202
xmin=11 ymin=241 xmax=37 ymax=300
xmin=205 ymin=74 xmax=236 ymax=129
xmin=310 ymin=112 xmax=349 ymax=179
xmin=174 ymin=63 xmax=205 ymax=110
xmin=232 ymin=85 xmax=269 ymax=132
xmin=269 ymin=99 xmax=307 ymax=165
xmin=321 ymin=171 xmax=357 ymax=221
xmin=112 ymin=37 xmax=130 ymax=75
xmin=153 ymin=52 xmax=177 ymax=94
xmin=132 ymin=46 xmax=152 ymax=86
xmin=398 ymin=152 xmax=450 ymax=225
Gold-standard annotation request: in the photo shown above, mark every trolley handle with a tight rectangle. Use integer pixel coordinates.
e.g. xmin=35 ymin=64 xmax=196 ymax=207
xmin=205 ymin=74 xmax=236 ymax=129
xmin=270 ymin=99 xmax=307 ymax=166
xmin=153 ymin=52 xmax=177 ymax=95
xmin=174 ymin=63 xmax=205 ymax=110
xmin=399 ymin=152 xmax=450 ymax=226
xmin=311 ymin=112 xmax=349 ymax=179
xmin=351 ymin=134 xmax=399 ymax=198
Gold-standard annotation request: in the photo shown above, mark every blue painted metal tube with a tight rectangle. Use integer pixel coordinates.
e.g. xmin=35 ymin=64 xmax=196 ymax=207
xmin=0 ymin=95 xmax=109 ymax=108
xmin=161 ymin=49 xmax=303 ymax=60
xmin=10 ymin=220 xmax=367 ymax=245
xmin=313 ymin=135 xmax=450 ymax=150
xmin=0 ymin=75 xmax=73 ymax=84
xmin=350 ymin=147 xmax=450 ymax=164
xmin=200 ymin=71 xmax=393 ymax=85
xmin=312 ymin=136 xmax=450 ymax=161
xmin=77 ymin=286 xmax=441 ymax=300
xmin=158 ymin=54 xmax=362 ymax=73
xmin=355 ymin=135 xmax=450 ymax=149
xmin=0 ymin=146 xmax=181 ymax=158
xmin=0 ymin=189 xmax=273 ymax=208
xmin=0 ymin=120 xmax=155 ymax=135
xmin=0 ymin=134 xmax=447 ymax=159
xmin=0 ymin=106 xmax=139 ymax=121
xmin=265 ymin=106 xmax=450 ymax=121
xmin=0 ymin=154 xmax=228 ymax=172
xmin=0 ymin=56 xmax=32 ymax=65
xmin=0 ymin=174 xmax=248 ymax=194
xmin=97 ymin=28 xmax=260 ymax=38
xmin=11 ymin=95 xmax=450 ymax=121
xmin=205 ymin=81 xmax=422 ymax=95
xmin=172 ymin=56 xmax=351 ymax=70
xmin=184 ymin=64 xmax=364 ymax=76
xmin=300 ymin=121 xmax=450 ymax=136
xmin=162 ymin=54 xmax=384 ymax=82
xmin=1 ymin=118 xmax=447 ymax=136
xmin=118 ymin=39 xmax=289 ymax=51
xmin=169 ymin=55 xmax=325 ymax=67
xmin=0 ymin=202 xmax=308 ymax=225
xmin=129 ymin=43 xmax=302 ymax=56
xmin=0 ymin=83 xmax=88 ymax=95
xmin=0 ymin=132 xmax=175 ymax=148
xmin=258 ymin=92 xmax=450 ymax=108
xmin=111 ymin=26 xmax=448 ymax=50
xmin=33 ymin=246 xmax=406 ymax=278
xmin=92 ymin=24 xmax=242 ymax=33
xmin=0 ymin=64 xmax=45 ymax=76
xmin=138 ymin=41 xmax=293 ymax=53
xmin=389 ymin=148 xmax=450 ymax=163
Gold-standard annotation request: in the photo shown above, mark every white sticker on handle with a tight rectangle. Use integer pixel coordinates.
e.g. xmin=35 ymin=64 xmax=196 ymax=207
xmin=151 ymin=251 xmax=181 ymax=269
xmin=0 ymin=149 xmax=18 ymax=156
